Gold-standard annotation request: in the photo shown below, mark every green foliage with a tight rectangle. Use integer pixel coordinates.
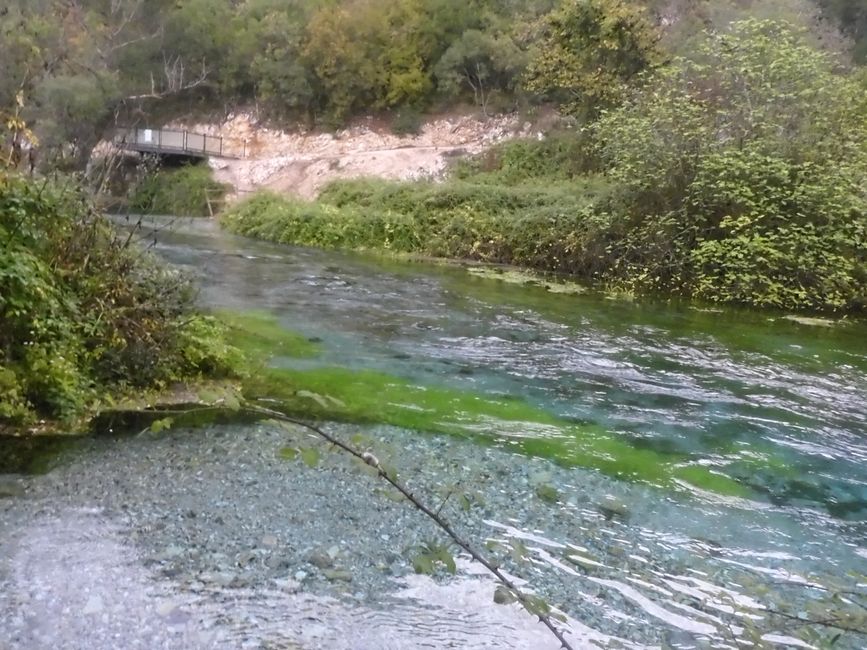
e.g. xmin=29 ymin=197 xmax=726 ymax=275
xmin=0 ymin=172 xmax=239 ymax=426
xmin=523 ymin=0 xmax=663 ymax=117
xmin=129 ymin=164 xmax=227 ymax=216
xmin=434 ymin=28 xmax=526 ymax=113
xmin=4 ymin=0 xmax=866 ymax=167
xmin=411 ymin=541 xmax=457 ymax=575
xmin=223 ymin=175 xmax=615 ymax=276
xmin=391 ymin=108 xmax=424 ymax=136
xmin=225 ymin=20 xmax=867 ymax=314
xmin=815 ymin=0 xmax=867 ymax=62
xmin=594 ymin=19 xmax=867 ymax=311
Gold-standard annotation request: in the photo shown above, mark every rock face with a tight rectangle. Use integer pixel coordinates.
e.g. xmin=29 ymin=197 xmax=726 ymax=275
xmin=170 ymin=111 xmax=553 ymax=201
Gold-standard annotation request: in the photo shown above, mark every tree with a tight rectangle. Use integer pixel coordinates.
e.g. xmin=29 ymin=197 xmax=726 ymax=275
xmin=231 ymin=1 xmax=317 ymax=118
xmin=523 ymin=0 xmax=663 ymax=117
xmin=593 ymin=19 xmax=867 ymax=310
xmin=434 ymin=29 xmax=526 ymax=114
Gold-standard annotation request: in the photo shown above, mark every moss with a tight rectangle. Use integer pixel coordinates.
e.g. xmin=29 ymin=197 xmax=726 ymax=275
xmin=245 ymin=365 xmax=749 ymax=496
xmin=0 ymin=436 xmax=83 ymax=474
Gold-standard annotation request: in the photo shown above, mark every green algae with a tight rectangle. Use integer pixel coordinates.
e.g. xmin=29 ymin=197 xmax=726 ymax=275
xmin=213 ymin=310 xmax=321 ymax=360
xmin=217 ymin=308 xmax=751 ymax=497
xmin=246 ymin=365 xmax=750 ymax=497
xmin=466 ymin=267 xmax=587 ymax=295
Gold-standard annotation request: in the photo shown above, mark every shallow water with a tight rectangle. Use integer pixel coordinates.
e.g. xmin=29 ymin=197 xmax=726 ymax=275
xmin=1 ymin=215 xmax=865 ymax=649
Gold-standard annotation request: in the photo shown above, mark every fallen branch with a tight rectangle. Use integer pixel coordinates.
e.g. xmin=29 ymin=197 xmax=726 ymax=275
xmin=243 ymin=403 xmax=575 ymax=650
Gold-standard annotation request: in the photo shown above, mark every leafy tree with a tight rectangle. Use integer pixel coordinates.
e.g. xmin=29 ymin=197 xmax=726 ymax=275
xmin=232 ymin=1 xmax=317 ymax=118
xmin=593 ymin=19 xmax=867 ymax=310
xmin=434 ymin=28 xmax=526 ymax=114
xmin=524 ymin=0 xmax=663 ymax=117
xmin=816 ymin=0 xmax=867 ymax=61
xmin=302 ymin=5 xmax=385 ymax=123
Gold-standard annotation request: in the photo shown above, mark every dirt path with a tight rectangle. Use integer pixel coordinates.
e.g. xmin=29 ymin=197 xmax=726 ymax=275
xmin=177 ymin=112 xmax=541 ymax=201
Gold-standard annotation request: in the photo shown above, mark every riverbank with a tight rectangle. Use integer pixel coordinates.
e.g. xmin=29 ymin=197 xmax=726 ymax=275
xmin=4 ymin=214 xmax=865 ymax=648
xmin=220 ymin=23 xmax=867 ymax=314
xmin=0 ymin=173 xmax=241 ymax=436
xmin=185 ymin=111 xmax=547 ymax=201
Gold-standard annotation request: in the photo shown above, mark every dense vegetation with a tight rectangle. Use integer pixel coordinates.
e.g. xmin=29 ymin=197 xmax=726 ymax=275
xmin=0 ymin=171 xmax=240 ymax=427
xmin=2 ymin=0 xmax=864 ymax=169
xmin=225 ymin=19 xmax=867 ymax=313
xmin=128 ymin=163 xmax=228 ymax=216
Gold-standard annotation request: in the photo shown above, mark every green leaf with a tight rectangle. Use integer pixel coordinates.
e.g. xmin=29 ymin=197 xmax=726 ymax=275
xmin=524 ymin=595 xmax=551 ymax=617
xmin=412 ymin=554 xmax=434 ymax=575
xmin=149 ymin=417 xmax=174 ymax=434
xmin=535 ymin=483 xmax=560 ymax=503
xmin=300 ymin=447 xmax=320 ymax=468
xmin=493 ymin=585 xmax=518 ymax=605
xmin=380 ymin=462 xmax=398 ymax=482
xmin=223 ymin=393 xmax=241 ymax=411
xmin=196 ymin=388 xmax=221 ymax=404
xmin=436 ymin=546 xmax=457 ymax=574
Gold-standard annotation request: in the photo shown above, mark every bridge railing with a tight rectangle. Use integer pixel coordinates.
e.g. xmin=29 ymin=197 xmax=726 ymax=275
xmin=113 ymin=127 xmax=224 ymax=158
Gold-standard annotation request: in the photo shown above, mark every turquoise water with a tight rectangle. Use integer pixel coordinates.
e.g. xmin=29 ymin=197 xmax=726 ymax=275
xmin=144 ymin=216 xmax=867 ymax=517
xmin=121 ymin=215 xmax=867 ymax=646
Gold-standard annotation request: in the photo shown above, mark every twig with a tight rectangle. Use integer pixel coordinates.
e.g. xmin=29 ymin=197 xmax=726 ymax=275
xmin=243 ymin=404 xmax=575 ymax=650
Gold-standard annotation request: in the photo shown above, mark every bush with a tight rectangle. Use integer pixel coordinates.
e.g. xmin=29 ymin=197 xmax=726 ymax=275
xmin=0 ymin=173 xmax=238 ymax=425
xmin=593 ymin=19 xmax=867 ymax=311
xmin=129 ymin=163 xmax=228 ymax=216
xmin=391 ymin=108 xmax=424 ymax=136
xmin=224 ymin=171 xmax=611 ymax=275
xmin=224 ymin=22 xmax=867 ymax=314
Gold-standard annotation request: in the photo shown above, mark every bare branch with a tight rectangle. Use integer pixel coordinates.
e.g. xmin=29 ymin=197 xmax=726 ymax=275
xmin=244 ymin=405 xmax=577 ymax=650
xmin=123 ymin=56 xmax=208 ymax=101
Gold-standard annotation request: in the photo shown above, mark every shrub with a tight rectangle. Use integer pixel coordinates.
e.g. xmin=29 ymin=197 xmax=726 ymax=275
xmin=224 ymin=22 xmax=867 ymax=313
xmin=0 ymin=172 xmax=239 ymax=425
xmin=129 ymin=163 xmax=228 ymax=216
xmin=593 ymin=19 xmax=867 ymax=311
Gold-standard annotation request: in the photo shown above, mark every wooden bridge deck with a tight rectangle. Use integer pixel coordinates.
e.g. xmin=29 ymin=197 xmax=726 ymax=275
xmin=113 ymin=127 xmax=224 ymax=158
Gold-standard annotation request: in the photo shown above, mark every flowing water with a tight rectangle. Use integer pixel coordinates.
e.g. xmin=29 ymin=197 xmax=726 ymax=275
xmin=1 ymin=216 xmax=865 ymax=649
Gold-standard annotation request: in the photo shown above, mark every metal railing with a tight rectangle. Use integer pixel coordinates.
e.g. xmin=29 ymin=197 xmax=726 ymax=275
xmin=113 ymin=127 xmax=223 ymax=158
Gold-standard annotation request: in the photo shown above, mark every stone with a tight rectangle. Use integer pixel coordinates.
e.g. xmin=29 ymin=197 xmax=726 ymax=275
xmin=203 ymin=571 xmax=237 ymax=588
xmin=155 ymin=601 xmax=178 ymax=617
xmin=0 ymin=479 xmax=25 ymax=498
xmin=265 ymin=554 xmax=290 ymax=570
xmin=306 ymin=550 xmax=333 ymax=569
xmin=261 ymin=534 xmax=278 ymax=547
xmin=236 ymin=550 xmax=257 ymax=567
xmin=322 ymin=569 xmax=352 ymax=582
xmin=82 ymin=595 xmax=104 ymax=615
xmin=597 ymin=496 xmax=630 ymax=521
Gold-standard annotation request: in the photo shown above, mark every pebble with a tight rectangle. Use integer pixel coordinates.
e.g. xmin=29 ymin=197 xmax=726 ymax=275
xmin=82 ymin=595 xmax=104 ymax=615
xmin=0 ymin=479 xmax=24 ymax=499
xmin=322 ymin=568 xmax=353 ymax=582
xmin=307 ymin=550 xmax=334 ymax=569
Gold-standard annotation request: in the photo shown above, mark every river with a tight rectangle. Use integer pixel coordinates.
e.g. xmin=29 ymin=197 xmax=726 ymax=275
xmin=1 ymin=216 xmax=865 ymax=649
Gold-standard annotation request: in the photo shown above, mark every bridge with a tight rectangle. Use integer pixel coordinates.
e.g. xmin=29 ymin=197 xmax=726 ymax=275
xmin=113 ymin=127 xmax=225 ymax=159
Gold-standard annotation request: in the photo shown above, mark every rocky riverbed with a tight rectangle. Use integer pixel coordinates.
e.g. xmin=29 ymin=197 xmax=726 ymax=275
xmin=2 ymin=418 xmax=859 ymax=649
